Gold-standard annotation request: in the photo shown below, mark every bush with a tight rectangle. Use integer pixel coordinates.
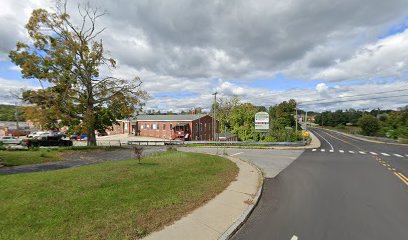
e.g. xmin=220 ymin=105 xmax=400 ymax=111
xmin=358 ymin=114 xmax=380 ymax=136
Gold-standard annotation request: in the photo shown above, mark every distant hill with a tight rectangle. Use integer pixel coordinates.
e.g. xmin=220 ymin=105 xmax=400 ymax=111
xmin=0 ymin=104 xmax=25 ymax=121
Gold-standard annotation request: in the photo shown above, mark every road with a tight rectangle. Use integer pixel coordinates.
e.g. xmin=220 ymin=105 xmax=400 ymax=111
xmin=232 ymin=128 xmax=408 ymax=240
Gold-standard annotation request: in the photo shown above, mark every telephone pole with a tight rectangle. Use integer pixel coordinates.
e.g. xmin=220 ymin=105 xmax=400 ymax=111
xmin=212 ymin=92 xmax=218 ymax=141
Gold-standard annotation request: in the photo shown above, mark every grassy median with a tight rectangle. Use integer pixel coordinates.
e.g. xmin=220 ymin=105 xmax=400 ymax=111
xmin=0 ymin=151 xmax=238 ymax=239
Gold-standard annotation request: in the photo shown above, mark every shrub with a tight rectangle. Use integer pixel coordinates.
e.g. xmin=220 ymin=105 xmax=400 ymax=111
xmin=358 ymin=114 xmax=380 ymax=136
xmin=133 ymin=146 xmax=144 ymax=163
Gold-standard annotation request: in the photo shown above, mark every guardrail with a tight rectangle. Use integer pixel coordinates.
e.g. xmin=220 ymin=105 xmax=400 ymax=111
xmin=73 ymin=140 xmax=122 ymax=147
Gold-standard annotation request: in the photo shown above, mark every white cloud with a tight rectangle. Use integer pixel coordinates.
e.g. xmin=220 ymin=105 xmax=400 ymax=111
xmin=1 ymin=0 xmax=408 ymax=111
xmin=314 ymin=29 xmax=408 ymax=81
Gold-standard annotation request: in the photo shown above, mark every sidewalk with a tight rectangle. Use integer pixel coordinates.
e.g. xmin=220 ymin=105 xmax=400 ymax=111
xmin=143 ymin=154 xmax=262 ymax=240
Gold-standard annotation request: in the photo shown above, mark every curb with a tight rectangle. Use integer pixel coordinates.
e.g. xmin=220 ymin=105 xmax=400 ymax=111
xmin=218 ymin=156 xmax=264 ymax=240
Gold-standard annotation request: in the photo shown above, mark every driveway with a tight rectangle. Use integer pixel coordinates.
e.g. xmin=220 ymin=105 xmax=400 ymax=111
xmin=179 ymin=147 xmax=303 ymax=178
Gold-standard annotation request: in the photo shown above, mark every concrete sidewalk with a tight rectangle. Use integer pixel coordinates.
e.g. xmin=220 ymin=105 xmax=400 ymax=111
xmin=143 ymin=154 xmax=262 ymax=240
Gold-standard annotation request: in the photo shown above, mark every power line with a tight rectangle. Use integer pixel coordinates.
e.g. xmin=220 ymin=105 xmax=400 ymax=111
xmin=298 ymin=88 xmax=408 ymax=104
xmin=299 ymin=94 xmax=408 ymax=106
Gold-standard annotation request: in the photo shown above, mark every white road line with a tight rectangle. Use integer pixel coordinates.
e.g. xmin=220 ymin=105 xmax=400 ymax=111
xmin=349 ymin=151 xmax=355 ymax=154
xmin=394 ymin=154 xmax=403 ymax=158
xmin=329 ymin=150 xmax=334 ymax=153
xmin=291 ymin=235 xmax=298 ymax=240
xmin=370 ymin=152 xmax=377 ymax=155
xmin=359 ymin=151 xmax=366 ymax=155
xmin=321 ymin=149 xmax=325 ymax=152
xmin=312 ymin=149 xmax=317 ymax=152
xmin=381 ymin=153 xmax=390 ymax=156
xmin=230 ymin=152 xmax=243 ymax=156
xmin=312 ymin=130 xmax=334 ymax=151
xmin=339 ymin=150 xmax=344 ymax=153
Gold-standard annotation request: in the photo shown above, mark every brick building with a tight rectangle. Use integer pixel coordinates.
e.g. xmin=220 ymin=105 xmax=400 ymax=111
xmin=107 ymin=114 xmax=218 ymax=140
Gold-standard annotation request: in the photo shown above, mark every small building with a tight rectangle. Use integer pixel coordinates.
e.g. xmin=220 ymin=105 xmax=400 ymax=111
xmin=107 ymin=114 xmax=219 ymax=140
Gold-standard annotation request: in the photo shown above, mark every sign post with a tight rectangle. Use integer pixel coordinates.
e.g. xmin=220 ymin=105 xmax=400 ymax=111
xmin=255 ymin=112 xmax=270 ymax=132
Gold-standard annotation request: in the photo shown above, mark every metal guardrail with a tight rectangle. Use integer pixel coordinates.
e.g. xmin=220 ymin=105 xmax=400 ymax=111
xmin=126 ymin=140 xmax=306 ymax=147
xmin=73 ymin=140 xmax=122 ymax=147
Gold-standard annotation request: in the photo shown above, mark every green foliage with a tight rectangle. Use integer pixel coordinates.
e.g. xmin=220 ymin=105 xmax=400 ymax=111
xmin=9 ymin=2 xmax=146 ymax=145
xmin=0 ymin=105 xmax=25 ymax=121
xmin=0 ymin=152 xmax=238 ymax=239
xmin=315 ymin=109 xmax=362 ymax=127
xmin=358 ymin=114 xmax=381 ymax=136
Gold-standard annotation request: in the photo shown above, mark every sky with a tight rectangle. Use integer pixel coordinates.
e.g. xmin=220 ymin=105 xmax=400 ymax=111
xmin=1 ymin=0 xmax=408 ymax=112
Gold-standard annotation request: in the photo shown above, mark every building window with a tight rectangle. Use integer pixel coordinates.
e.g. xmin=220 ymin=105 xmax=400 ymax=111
xmin=140 ymin=125 xmax=144 ymax=130
xmin=124 ymin=123 xmax=128 ymax=130
xmin=147 ymin=124 xmax=150 ymax=129
xmin=163 ymin=124 xmax=166 ymax=130
xmin=170 ymin=124 xmax=173 ymax=129
xmin=153 ymin=124 xmax=158 ymax=130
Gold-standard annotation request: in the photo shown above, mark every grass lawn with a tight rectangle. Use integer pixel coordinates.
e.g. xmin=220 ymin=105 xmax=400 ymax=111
xmin=0 ymin=146 xmax=119 ymax=167
xmin=0 ymin=151 xmax=238 ymax=239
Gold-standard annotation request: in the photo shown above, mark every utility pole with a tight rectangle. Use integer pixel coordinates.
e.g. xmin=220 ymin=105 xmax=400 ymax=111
xmin=212 ymin=92 xmax=218 ymax=141
xmin=15 ymin=102 xmax=19 ymax=131
xmin=295 ymin=107 xmax=298 ymax=134
xmin=305 ymin=111 xmax=308 ymax=131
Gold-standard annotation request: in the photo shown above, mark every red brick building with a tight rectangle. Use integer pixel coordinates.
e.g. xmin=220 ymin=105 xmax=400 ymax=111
xmin=107 ymin=114 xmax=218 ymax=140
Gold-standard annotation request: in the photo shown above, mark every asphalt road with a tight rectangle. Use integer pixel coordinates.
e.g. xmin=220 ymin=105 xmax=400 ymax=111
xmin=232 ymin=128 xmax=408 ymax=240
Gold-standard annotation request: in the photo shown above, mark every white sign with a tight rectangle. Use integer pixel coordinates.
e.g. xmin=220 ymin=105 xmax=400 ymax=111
xmin=255 ymin=112 xmax=269 ymax=131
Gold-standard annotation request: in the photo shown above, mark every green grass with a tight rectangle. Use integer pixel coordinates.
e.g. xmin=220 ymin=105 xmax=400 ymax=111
xmin=0 ymin=151 xmax=238 ymax=239
xmin=0 ymin=146 xmax=122 ymax=167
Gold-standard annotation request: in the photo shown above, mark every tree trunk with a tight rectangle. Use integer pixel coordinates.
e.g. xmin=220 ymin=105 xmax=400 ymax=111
xmin=86 ymin=102 xmax=97 ymax=146
xmin=87 ymin=127 xmax=96 ymax=146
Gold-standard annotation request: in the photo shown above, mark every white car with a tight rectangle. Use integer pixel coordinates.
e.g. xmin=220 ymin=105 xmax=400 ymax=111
xmin=0 ymin=136 xmax=22 ymax=144
xmin=27 ymin=131 xmax=48 ymax=138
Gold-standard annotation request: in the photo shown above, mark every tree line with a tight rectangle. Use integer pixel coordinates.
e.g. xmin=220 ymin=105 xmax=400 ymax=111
xmin=215 ymin=97 xmax=300 ymax=142
xmin=314 ymin=107 xmax=408 ymax=139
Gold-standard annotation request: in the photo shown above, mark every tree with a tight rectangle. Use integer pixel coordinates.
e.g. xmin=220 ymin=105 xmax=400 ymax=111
xmin=269 ymin=99 xmax=296 ymax=129
xmin=9 ymin=1 xmax=146 ymax=145
xmin=358 ymin=114 xmax=380 ymax=136
xmin=22 ymin=106 xmax=59 ymax=130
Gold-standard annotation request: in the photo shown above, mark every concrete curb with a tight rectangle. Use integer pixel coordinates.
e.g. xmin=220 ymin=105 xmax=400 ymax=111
xmin=218 ymin=157 xmax=264 ymax=240
xmin=143 ymin=150 xmax=263 ymax=240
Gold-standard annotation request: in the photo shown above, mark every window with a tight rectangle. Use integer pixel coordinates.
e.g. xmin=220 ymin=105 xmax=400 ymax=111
xmin=163 ymin=124 xmax=166 ymax=130
xmin=153 ymin=124 xmax=158 ymax=130
xmin=147 ymin=124 xmax=150 ymax=129
xmin=170 ymin=124 xmax=173 ymax=129
xmin=124 ymin=123 xmax=128 ymax=130
xmin=140 ymin=125 xmax=144 ymax=130
xmin=143 ymin=124 xmax=147 ymax=129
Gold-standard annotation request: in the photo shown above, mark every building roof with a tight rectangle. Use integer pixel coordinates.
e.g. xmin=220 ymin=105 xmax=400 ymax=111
xmin=134 ymin=114 xmax=209 ymax=122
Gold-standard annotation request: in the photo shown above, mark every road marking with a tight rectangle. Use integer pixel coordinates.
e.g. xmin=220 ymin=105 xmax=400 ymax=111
xmin=329 ymin=150 xmax=334 ymax=153
xmin=381 ymin=153 xmax=390 ymax=156
xmin=291 ymin=235 xmax=298 ymax=240
xmin=230 ymin=152 xmax=243 ymax=156
xmin=312 ymin=130 xmax=334 ymax=151
xmin=394 ymin=172 xmax=408 ymax=185
xmin=359 ymin=151 xmax=366 ymax=154
xmin=370 ymin=152 xmax=377 ymax=155
xmin=349 ymin=151 xmax=355 ymax=154
xmin=339 ymin=150 xmax=344 ymax=153
xmin=394 ymin=154 xmax=403 ymax=158
xmin=321 ymin=149 xmax=325 ymax=152
xmin=312 ymin=149 xmax=317 ymax=152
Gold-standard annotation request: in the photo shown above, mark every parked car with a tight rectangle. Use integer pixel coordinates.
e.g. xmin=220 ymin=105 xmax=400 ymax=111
xmin=27 ymin=131 xmax=48 ymax=138
xmin=0 ymin=136 xmax=22 ymax=144
xmin=22 ymin=136 xmax=73 ymax=148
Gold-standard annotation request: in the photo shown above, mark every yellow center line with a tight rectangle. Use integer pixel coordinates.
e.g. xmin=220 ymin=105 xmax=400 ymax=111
xmin=394 ymin=172 xmax=408 ymax=186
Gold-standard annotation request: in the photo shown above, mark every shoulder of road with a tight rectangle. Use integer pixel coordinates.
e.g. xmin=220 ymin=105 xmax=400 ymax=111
xmin=143 ymin=152 xmax=263 ymax=240
xmin=316 ymin=127 xmax=407 ymax=146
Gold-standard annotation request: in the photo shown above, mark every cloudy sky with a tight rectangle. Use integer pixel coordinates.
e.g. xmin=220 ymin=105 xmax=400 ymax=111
xmin=1 ymin=0 xmax=408 ymax=112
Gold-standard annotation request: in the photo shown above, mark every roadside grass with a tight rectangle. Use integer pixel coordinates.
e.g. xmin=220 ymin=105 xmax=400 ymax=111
xmin=0 ymin=151 xmax=238 ymax=239
xmin=0 ymin=146 xmax=122 ymax=167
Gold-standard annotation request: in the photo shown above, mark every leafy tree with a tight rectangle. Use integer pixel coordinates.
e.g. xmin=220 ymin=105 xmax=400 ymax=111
xmin=269 ymin=99 xmax=296 ymax=129
xmin=358 ymin=114 xmax=380 ymax=136
xmin=9 ymin=1 xmax=146 ymax=145
xmin=22 ymin=106 xmax=59 ymax=130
